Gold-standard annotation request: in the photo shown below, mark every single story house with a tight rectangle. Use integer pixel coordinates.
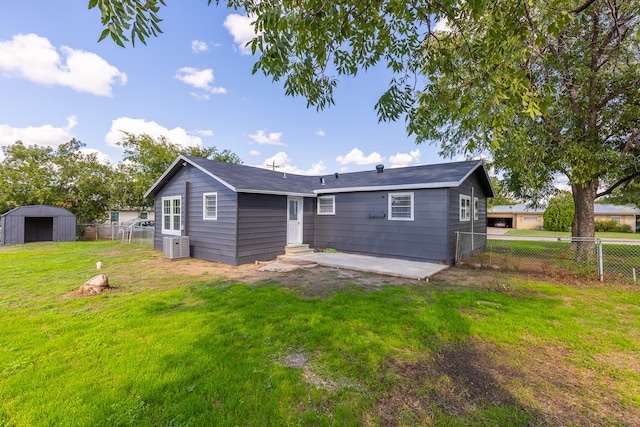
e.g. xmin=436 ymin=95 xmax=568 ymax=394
xmin=488 ymin=203 xmax=640 ymax=232
xmin=487 ymin=204 xmax=545 ymax=229
xmin=1 ymin=205 xmax=76 ymax=246
xmin=105 ymin=208 xmax=154 ymax=225
xmin=144 ymin=155 xmax=495 ymax=265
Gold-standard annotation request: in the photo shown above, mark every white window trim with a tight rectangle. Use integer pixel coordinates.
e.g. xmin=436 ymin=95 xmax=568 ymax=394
xmin=162 ymin=195 xmax=182 ymax=236
xmin=317 ymin=195 xmax=335 ymax=215
xmin=460 ymin=195 xmax=471 ymax=222
xmin=388 ymin=192 xmax=414 ymax=221
xmin=474 ymin=197 xmax=479 ymax=221
xmin=203 ymin=192 xmax=218 ymax=220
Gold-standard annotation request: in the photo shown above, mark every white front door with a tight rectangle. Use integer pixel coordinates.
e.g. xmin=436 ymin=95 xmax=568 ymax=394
xmin=287 ymin=197 xmax=303 ymax=245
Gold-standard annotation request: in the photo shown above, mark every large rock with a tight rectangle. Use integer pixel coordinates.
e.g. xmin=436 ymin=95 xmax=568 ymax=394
xmin=79 ymin=274 xmax=109 ymax=296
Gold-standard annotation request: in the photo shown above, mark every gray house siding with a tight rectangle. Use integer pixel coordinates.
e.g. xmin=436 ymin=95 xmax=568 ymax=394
xmin=236 ymin=193 xmax=288 ymax=265
xmin=314 ymin=189 xmax=450 ymax=263
xmin=154 ymin=165 xmax=239 ymax=264
xmin=1 ymin=205 xmax=76 ymax=246
xmin=303 ymin=198 xmax=315 ymax=247
xmin=447 ymin=171 xmax=489 ymax=263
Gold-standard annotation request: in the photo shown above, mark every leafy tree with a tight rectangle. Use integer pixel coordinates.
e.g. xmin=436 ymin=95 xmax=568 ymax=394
xmin=543 ymin=191 xmax=575 ymax=232
xmin=488 ymin=176 xmax=517 ymax=208
xmin=90 ymin=0 xmax=640 ymax=240
xmin=112 ymin=133 xmax=242 ymax=210
xmin=0 ymin=140 xmax=113 ymax=223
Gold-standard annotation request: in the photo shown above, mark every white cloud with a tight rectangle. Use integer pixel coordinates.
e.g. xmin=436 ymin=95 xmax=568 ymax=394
xmin=249 ymin=150 xmax=261 ymax=156
xmin=79 ymin=148 xmax=113 ymax=165
xmin=315 ymin=129 xmax=326 ymax=137
xmin=259 ymin=152 xmax=326 ymax=175
xmin=196 ymin=129 xmax=214 ymax=137
xmin=248 ymin=130 xmax=286 ymax=146
xmin=0 ymin=116 xmax=78 ymax=160
xmin=223 ymin=14 xmax=257 ymax=55
xmin=389 ymin=149 xmax=421 ymax=168
xmin=434 ymin=18 xmax=452 ymax=33
xmin=0 ymin=33 xmax=126 ymax=97
xmin=175 ymin=67 xmax=227 ymax=97
xmin=105 ymin=117 xmax=203 ymax=148
xmin=336 ymin=148 xmax=383 ymax=166
xmin=191 ymin=40 xmax=209 ymax=53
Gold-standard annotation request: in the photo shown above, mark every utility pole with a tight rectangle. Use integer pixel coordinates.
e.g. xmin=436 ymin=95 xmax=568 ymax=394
xmin=266 ymin=161 xmax=280 ymax=171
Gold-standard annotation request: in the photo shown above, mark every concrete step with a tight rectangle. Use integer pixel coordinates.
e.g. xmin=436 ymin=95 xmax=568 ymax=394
xmin=283 ymin=244 xmax=315 ymax=256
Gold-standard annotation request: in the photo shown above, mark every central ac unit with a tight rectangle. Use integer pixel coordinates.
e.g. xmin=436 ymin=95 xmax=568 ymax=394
xmin=163 ymin=236 xmax=190 ymax=260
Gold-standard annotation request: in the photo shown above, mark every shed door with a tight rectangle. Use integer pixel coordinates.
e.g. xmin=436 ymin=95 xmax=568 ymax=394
xmin=287 ymin=197 xmax=303 ymax=245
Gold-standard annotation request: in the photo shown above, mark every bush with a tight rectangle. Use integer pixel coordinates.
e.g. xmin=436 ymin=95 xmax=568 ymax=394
xmin=543 ymin=192 xmax=574 ymax=232
xmin=594 ymin=220 xmax=632 ymax=233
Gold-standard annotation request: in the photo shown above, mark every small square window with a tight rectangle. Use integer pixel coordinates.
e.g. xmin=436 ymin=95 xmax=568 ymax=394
xmin=389 ymin=192 xmax=414 ymax=221
xmin=110 ymin=211 xmax=119 ymax=223
xmin=203 ymin=192 xmax=218 ymax=220
xmin=317 ymin=195 xmax=335 ymax=215
xmin=139 ymin=212 xmax=148 ymax=220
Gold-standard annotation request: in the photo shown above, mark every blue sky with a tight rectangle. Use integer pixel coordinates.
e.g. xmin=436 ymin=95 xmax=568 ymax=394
xmin=0 ymin=1 xmax=447 ymax=175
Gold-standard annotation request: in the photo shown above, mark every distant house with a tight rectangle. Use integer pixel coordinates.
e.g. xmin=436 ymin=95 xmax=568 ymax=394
xmin=487 ymin=204 xmax=545 ymax=230
xmin=144 ymin=155 xmax=495 ymax=265
xmin=105 ymin=208 xmax=154 ymax=225
xmin=1 ymin=205 xmax=76 ymax=246
xmin=488 ymin=203 xmax=640 ymax=232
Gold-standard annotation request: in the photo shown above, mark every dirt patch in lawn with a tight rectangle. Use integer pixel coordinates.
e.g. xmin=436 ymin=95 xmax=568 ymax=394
xmin=371 ymin=337 xmax=640 ymax=426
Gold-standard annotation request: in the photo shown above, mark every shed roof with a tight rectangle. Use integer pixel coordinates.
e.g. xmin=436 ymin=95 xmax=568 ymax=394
xmin=1 ymin=205 xmax=76 ymax=218
xmin=145 ymin=155 xmax=495 ymax=198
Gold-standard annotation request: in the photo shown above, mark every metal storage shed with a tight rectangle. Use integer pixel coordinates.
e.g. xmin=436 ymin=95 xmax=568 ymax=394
xmin=1 ymin=205 xmax=76 ymax=246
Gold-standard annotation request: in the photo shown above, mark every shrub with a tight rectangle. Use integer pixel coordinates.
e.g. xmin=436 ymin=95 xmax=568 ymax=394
xmin=543 ymin=192 xmax=574 ymax=232
xmin=594 ymin=220 xmax=632 ymax=233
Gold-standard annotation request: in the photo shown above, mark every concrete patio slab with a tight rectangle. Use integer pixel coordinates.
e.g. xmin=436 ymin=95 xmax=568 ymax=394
xmin=273 ymin=252 xmax=448 ymax=280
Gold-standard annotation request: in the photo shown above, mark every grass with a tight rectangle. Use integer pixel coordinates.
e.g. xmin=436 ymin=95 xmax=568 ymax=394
xmin=506 ymin=229 xmax=640 ymax=240
xmin=1 ymin=242 xmax=639 ymax=426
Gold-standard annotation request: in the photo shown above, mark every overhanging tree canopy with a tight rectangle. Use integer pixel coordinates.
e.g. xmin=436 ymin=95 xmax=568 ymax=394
xmin=90 ymin=0 xmax=640 ymax=238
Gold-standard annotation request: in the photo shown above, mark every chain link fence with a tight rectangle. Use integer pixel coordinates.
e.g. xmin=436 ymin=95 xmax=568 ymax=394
xmin=77 ymin=224 xmax=154 ymax=247
xmin=456 ymin=232 xmax=640 ymax=284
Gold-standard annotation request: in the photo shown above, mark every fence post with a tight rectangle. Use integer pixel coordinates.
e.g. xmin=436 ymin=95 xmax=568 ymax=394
xmin=597 ymin=239 xmax=603 ymax=282
xmin=455 ymin=231 xmax=460 ymax=263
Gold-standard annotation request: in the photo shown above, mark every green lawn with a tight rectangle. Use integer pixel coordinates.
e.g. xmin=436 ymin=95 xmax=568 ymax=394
xmin=1 ymin=242 xmax=639 ymax=426
xmin=505 ymin=229 xmax=640 ymax=240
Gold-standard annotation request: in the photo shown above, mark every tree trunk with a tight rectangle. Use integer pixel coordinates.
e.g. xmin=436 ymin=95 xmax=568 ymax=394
xmin=571 ymin=180 xmax=598 ymax=262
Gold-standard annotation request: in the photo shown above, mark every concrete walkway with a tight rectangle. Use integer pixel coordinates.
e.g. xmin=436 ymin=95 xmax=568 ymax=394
xmin=265 ymin=252 xmax=448 ymax=281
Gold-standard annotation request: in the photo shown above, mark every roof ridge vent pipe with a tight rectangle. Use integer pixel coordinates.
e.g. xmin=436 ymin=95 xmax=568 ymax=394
xmin=376 ymin=164 xmax=384 ymax=173
xmin=334 ymin=172 xmax=339 ymax=179
xmin=320 ymin=177 xmax=325 ymax=185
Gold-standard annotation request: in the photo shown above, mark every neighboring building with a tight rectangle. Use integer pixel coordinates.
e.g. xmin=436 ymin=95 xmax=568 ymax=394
xmin=1 ymin=205 xmax=76 ymax=246
xmin=594 ymin=204 xmax=640 ymax=232
xmin=487 ymin=204 xmax=545 ymax=230
xmin=144 ymin=155 xmax=494 ymax=265
xmin=488 ymin=203 xmax=640 ymax=232
xmin=105 ymin=208 xmax=155 ymax=225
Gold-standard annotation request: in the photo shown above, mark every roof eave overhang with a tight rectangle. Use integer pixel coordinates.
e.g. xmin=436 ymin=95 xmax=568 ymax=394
xmin=314 ymin=182 xmax=461 ymax=194
xmin=238 ymin=189 xmax=316 ymax=197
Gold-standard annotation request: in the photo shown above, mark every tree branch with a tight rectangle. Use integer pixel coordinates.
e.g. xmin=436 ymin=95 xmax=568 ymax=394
xmin=571 ymin=0 xmax=598 ymax=14
xmin=596 ymin=170 xmax=640 ymax=198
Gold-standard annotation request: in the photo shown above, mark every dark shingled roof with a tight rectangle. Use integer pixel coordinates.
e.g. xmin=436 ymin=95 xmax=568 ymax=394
xmin=145 ymin=155 xmax=494 ymax=198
